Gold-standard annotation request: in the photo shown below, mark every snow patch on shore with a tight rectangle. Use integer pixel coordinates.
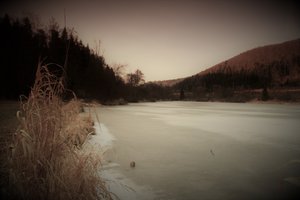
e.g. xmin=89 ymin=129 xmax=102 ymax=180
xmin=90 ymin=121 xmax=157 ymax=200
xmin=89 ymin=122 xmax=115 ymax=150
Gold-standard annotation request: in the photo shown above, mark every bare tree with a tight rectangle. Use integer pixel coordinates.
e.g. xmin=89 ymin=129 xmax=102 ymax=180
xmin=112 ymin=63 xmax=127 ymax=80
xmin=126 ymin=69 xmax=145 ymax=86
xmin=93 ymin=40 xmax=105 ymax=57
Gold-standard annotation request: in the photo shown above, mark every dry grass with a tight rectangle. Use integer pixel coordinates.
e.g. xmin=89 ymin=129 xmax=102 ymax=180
xmin=5 ymin=63 xmax=112 ymax=200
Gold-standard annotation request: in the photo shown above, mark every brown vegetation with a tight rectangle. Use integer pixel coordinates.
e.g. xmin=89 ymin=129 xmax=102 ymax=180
xmin=2 ymin=63 xmax=112 ymax=200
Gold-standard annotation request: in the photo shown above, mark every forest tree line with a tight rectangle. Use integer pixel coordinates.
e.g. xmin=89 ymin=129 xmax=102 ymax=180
xmin=0 ymin=14 xmax=173 ymax=102
xmin=175 ymin=55 xmax=300 ymax=101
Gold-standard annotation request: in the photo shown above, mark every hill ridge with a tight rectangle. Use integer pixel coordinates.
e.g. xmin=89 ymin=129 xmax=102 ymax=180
xmin=155 ymin=38 xmax=300 ymax=87
xmin=200 ymin=38 xmax=300 ymax=75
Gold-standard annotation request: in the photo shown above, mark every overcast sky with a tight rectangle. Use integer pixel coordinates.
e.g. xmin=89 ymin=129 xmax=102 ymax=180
xmin=1 ymin=0 xmax=300 ymax=81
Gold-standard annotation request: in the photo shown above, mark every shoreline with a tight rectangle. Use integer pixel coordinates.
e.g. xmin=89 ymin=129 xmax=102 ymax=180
xmin=91 ymin=97 xmax=300 ymax=106
xmin=86 ymin=110 xmax=156 ymax=200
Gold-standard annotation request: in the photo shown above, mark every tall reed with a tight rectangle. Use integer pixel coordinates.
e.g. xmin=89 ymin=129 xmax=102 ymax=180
xmin=7 ymin=63 xmax=112 ymax=200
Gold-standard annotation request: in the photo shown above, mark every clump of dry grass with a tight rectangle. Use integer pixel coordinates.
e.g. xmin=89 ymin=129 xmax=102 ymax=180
xmin=6 ymin=63 xmax=112 ymax=200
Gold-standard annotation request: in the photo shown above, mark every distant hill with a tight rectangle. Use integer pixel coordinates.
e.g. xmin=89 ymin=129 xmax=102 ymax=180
xmin=179 ymin=39 xmax=300 ymax=86
xmin=155 ymin=39 xmax=300 ymax=88
xmin=172 ymin=38 xmax=300 ymax=102
xmin=200 ymin=38 xmax=300 ymax=81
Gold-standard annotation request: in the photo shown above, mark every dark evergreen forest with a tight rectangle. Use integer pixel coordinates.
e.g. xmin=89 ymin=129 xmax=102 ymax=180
xmin=0 ymin=14 xmax=128 ymax=101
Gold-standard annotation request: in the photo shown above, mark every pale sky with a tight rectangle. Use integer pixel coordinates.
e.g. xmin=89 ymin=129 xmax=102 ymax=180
xmin=1 ymin=0 xmax=300 ymax=81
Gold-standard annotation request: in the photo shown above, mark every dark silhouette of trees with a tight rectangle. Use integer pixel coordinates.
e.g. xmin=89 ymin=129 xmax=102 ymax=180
xmin=261 ymin=86 xmax=269 ymax=101
xmin=180 ymin=88 xmax=185 ymax=100
xmin=0 ymin=15 xmax=39 ymax=98
xmin=0 ymin=14 xmax=125 ymax=101
xmin=0 ymin=14 xmax=173 ymax=102
xmin=135 ymin=83 xmax=172 ymax=101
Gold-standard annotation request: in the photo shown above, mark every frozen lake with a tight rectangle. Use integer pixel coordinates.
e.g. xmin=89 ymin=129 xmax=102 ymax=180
xmin=93 ymin=102 xmax=300 ymax=200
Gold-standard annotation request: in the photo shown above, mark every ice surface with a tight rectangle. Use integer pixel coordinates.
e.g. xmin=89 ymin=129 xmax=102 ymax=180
xmin=90 ymin=121 xmax=157 ymax=199
xmin=93 ymin=102 xmax=300 ymax=200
